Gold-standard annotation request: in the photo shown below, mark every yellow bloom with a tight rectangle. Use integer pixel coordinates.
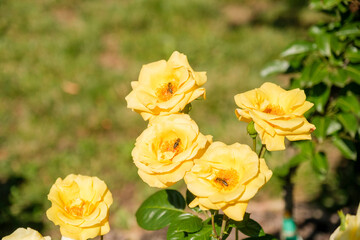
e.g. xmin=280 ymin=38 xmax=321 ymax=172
xmin=132 ymin=113 xmax=211 ymax=188
xmin=330 ymin=204 xmax=360 ymax=240
xmin=184 ymin=142 xmax=272 ymax=221
xmin=125 ymin=51 xmax=207 ymax=120
xmin=2 ymin=228 xmax=50 ymax=240
xmin=234 ymin=82 xmax=315 ymax=151
xmin=46 ymin=174 xmax=113 ymax=240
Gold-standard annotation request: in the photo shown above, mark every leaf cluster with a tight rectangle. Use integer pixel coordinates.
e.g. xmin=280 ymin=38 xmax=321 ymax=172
xmin=136 ymin=190 xmax=277 ymax=240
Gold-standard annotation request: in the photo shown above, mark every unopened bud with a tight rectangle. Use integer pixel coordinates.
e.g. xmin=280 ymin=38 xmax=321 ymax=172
xmin=247 ymin=121 xmax=257 ymax=139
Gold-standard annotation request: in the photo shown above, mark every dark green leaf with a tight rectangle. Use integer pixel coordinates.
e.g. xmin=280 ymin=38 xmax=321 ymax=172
xmin=311 ymin=116 xmax=329 ymax=142
xmin=260 ymin=60 xmax=289 ymax=77
xmin=186 ymin=189 xmax=202 ymax=213
xmin=332 ymin=135 xmax=357 ymax=160
xmin=186 ymin=217 xmax=230 ymax=240
xmin=337 ymin=113 xmax=358 ymax=138
xmin=136 ymin=190 xmax=186 ymax=230
xmin=243 ymin=234 xmax=278 ymax=240
xmin=330 ymin=34 xmax=346 ymax=56
xmin=280 ymin=41 xmax=315 ymax=58
xmin=312 ymin=152 xmax=328 ymax=176
xmin=345 ymin=65 xmax=360 ymax=84
xmin=307 ymin=83 xmax=331 ymax=114
xmin=329 ymin=68 xmax=348 ymax=87
xmin=229 ymin=213 xmax=263 ymax=237
xmin=336 ymin=93 xmax=360 ymax=117
xmin=299 ymin=61 xmax=327 ymax=87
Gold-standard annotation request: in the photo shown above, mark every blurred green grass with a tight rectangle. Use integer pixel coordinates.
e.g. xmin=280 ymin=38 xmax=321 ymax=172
xmin=0 ymin=0 xmax=319 ymax=236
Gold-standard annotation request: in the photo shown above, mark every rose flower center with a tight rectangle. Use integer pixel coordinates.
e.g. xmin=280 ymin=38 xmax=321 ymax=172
xmin=64 ymin=198 xmax=95 ymax=217
xmin=263 ymin=104 xmax=285 ymax=115
xmin=158 ymin=137 xmax=183 ymax=162
xmin=156 ymin=81 xmax=178 ymax=102
xmin=213 ymin=168 xmax=239 ymax=191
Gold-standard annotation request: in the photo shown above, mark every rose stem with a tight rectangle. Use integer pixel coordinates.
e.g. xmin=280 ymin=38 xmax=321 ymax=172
xmin=219 ymin=214 xmax=228 ymax=240
xmin=211 ymin=211 xmax=219 ymax=239
xmin=258 ymin=144 xmax=266 ymax=158
xmin=235 ymin=229 xmax=239 ymax=240
xmin=253 ymin=138 xmax=257 ymax=152
xmin=100 ymin=236 xmax=103 ymax=240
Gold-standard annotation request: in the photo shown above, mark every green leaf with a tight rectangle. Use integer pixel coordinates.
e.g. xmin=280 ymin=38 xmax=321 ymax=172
xmin=167 ymin=227 xmax=186 ymax=240
xmin=299 ymin=61 xmax=327 ymax=87
xmin=332 ymin=135 xmax=357 ymax=160
xmin=260 ymin=60 xmax=289 ymax=77
xmin=315 ymin=33 xmax=331 ymax=57
xmin=345 ymin=64 xmax=360 ymax=84
xmin=310 ymin=0 xmax=342 ymax=10
xmin=345 ymin=46 xmax=360 ymax=63
xmin=336 ymin=92 xmax=360 ymax=117
xmin=136 ymin=190 xmax=186 ymax=230
xmin=330 ymin=34 xmax=346 ymax=56
xmin=173 ymin=213 xmax=203 ymax=233
xmin=311 ymin=116 xmax=329 ymax=142
xmin=186 ymin=216 xmax=230 ymax=240
xmin=307 ymin=83 xmax=331 ymax=114
xmin=167 ymin=213 xmax=203 ymax=239
xmin=336 ymin=23 xmax=360 ymax=38
xmin=229 ymin=213 xmax=263 ymax=237
xmin=329 ymin=68 xmax=348 ymax=87
xmin=337 ymin=113 xmax=358 ymax=138
xmin=280 ymin=41 xmax=315 ymax=58
xmin=326 ymin=120 xmax=342 ymax=135
xmin=323 ymin=0 xmax=342 ymax=9
xmin=312 ymin=152 xmax=328 ymax=176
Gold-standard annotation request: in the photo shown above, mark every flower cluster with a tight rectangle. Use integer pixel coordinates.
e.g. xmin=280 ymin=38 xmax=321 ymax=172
xmin=126 ymin=51 xmax=315 ymax=222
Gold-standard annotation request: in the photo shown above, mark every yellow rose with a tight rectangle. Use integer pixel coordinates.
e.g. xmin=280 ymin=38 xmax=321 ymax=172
xmin=234 ymin=82 xmax=315 ymax=151
xmin=125 ymin=51 xmax=207 ymax=120
xmin=330 ymin=204 xmax=360 ymax=240
xmin=46 ymin=174 xmax=113 ymax=240
xmin=132 ymin=113 xmax=211 ymax=188
xmin=184 ymin=142 xmax=272 ymax=221
xmin=2 ymin=228 xmax=50 ymax=240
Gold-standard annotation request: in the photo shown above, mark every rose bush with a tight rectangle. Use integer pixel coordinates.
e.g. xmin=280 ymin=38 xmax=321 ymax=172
xmin=46 ymin=174 xmax=113 ymax=240
xmin=125 ymin=51 xmax=207 ymax=120
xmin=132 ymin=113 xmax=210 ymax=188
xmin=234 ymin=82 xmax=315 ymax=151
xmin=330 ymin=204 xmax=360 ymax=240
xmin=184 ymin=141 xmax=272 ymax=221
xmin=2 ymin=228 xmax=50 ymax=240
